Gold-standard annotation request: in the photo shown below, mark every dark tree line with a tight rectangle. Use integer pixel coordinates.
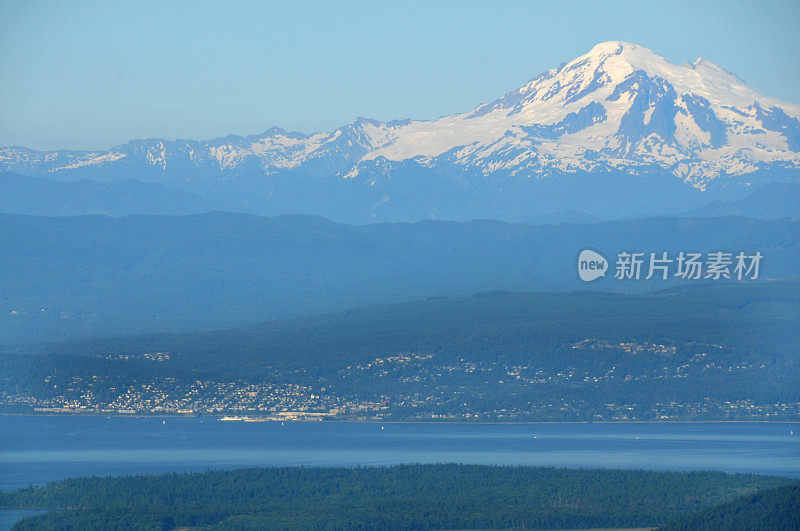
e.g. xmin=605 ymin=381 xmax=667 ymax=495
xmin=2 ymin=464 xmax=792 ymax=530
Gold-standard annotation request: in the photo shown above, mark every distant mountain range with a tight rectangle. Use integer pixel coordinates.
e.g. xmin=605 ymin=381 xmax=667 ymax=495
xmin=0 ymin=172 xmax=220 ymax=216
xmin=1 ymin=211 xmax=797 ymax=344
xmin=2 ymin=42 xmax=799 ymax=222
xmin=683 ymin=181 xmax=800 ymax=219
xmin=2 ymin=171 xmax=798 ymax=220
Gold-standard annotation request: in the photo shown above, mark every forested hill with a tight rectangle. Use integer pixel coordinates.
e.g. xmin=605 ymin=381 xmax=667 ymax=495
xmin=3 ymin=282 xmax=798 ymax=420
xmin=1 ymin=465 xmax=791 ymax=530
xmin=21 ymin=280 xmax=800 ymax=374
xmin=1 ymin=211 xmax=798 ymax=345
xmin=658 ymin=482 xmax=800 ymax=530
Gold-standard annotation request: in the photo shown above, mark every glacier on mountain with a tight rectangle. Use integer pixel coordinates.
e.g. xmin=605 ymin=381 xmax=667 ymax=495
xmin=1 ymin=42 xmax=799 ymax=222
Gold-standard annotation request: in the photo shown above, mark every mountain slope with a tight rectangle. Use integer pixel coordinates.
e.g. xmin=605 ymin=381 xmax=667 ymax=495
xmin=0 ymin=212 xmax=797 ymax=344
xmin=2 ymin=42 xmax=799 ymax=222
xmin=4 ymin=282 xmax=799 ymax=420
xmin=659 ymin=483 xmax=800 ymax=531
xmin=0 ymin=172 xmax=228 ymax=216
xmin=682 ymin=181 xmax=800 ymax=219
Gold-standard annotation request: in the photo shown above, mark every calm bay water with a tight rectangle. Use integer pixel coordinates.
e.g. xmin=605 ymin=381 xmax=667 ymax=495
xmin=2 ymin=416 xmax=799 ymax=493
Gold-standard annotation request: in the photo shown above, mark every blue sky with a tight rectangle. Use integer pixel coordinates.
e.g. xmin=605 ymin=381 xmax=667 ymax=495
xmin=1 ymin=0 xmax=798 ymax=150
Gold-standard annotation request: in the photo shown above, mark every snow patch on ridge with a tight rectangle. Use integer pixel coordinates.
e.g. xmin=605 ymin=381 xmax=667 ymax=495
xmin=2 ymin=41 xmax=800 ymax=190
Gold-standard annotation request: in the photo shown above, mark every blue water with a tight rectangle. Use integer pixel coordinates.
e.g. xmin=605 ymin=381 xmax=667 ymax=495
xmin=2 ymin=416 xmax=799 ymax=495
xmin=0 ymin=510 xmax=46 ymax=531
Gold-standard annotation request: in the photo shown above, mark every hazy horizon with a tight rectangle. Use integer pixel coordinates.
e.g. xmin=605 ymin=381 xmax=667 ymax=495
xmin=1 ymin=0 xmax=799 ymax=151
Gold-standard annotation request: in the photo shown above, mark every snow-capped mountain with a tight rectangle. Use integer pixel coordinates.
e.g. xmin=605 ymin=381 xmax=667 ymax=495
xmin=2 ymin=42 xmax=799 ymax=222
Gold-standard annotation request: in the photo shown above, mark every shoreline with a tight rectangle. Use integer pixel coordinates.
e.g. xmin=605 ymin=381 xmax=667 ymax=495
xmin=2 ymin=412 xmax=798 ymax=424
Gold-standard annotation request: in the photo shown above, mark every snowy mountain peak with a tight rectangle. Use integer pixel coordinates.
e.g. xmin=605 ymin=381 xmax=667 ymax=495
xmin=1 ymin=42 xmax=799 ymax=193
xmin=558 ymin=42 xmax=752 ymax=106
xmin=586 ymin=40 xmax=630 ymax=54
xmin=567 ymin=41 xmax=684 ymax=83
xmin=580 ymin=40 xmax=660 ymax=67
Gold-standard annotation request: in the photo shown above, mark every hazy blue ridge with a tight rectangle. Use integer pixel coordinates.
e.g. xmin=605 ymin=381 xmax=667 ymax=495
xmin=0 ymin=212 xmax=797 ymax=344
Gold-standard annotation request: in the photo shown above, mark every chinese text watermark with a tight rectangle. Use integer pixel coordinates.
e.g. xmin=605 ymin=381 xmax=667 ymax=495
xmin=579 ymin=250 xmax=762 ymax=282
